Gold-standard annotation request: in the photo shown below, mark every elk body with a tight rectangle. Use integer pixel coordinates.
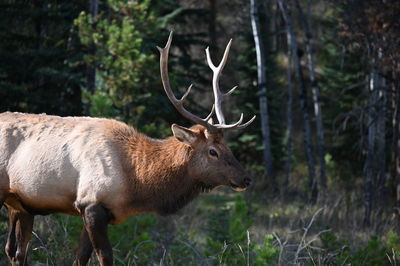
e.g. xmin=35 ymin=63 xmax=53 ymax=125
xmin=0 ymin=32 xmax=255 ymax=265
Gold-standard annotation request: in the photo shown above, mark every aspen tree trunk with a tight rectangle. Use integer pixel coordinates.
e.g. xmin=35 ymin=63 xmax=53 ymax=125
xmin=250 ymin=0 xmax=276 ymax=187
xmin=364 ymin=67 xmax=379 ymax=226
xmin=294 ymin=0 xmax=327 ymax=198
xmin=278 ymin=0 xmax=317 ymax=202
xmin=376 ymin=74 xmax=386 ymax=207
xmin=283 ymin=22 xmax=293 ymax=197
xmin=364 ymin=48 xmax=387 ymax=226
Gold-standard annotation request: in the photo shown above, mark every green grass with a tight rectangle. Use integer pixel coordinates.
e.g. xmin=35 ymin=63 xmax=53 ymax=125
xmin=0 ymin=189 xmax=399 ymax=265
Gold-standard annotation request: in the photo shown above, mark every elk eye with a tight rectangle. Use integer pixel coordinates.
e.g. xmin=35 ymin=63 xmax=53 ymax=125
xmin=209 ymin=149 xmax=218 ymax=157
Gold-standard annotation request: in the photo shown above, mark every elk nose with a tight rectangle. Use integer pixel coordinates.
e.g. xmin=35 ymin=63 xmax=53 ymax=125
xmin=244 ymin=177 xmax=253 ymax=187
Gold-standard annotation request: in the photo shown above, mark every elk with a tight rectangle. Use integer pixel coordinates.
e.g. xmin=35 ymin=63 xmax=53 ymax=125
xmin=0 ymin=32 xmax=255 ymax=266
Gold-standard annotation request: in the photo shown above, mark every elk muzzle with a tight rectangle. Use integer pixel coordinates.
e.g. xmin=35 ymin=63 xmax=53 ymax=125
xmin=229 ymin=173 xmax=253 ymax=192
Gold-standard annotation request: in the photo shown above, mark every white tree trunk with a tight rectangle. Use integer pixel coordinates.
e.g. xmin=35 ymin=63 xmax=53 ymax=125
xmin=250 ymin=0 xmax=276 ymax=185
xmin=364 ymin=68 xmax=378 ymax=226
xmin=294 ymin=0 xmax=327 ymax=198
xmin=376 ymin=73 xmax=386 ymax=207
xmin=283 ymin=22 xmax=293 ymax=196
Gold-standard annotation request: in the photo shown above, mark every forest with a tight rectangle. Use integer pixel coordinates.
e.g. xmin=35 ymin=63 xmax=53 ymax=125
xmin=0 ymin=0 xmax=399 ymax=265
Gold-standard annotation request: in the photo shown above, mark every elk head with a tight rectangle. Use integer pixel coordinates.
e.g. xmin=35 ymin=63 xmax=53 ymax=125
xmin=157 ymin=32 xmax=256 ymax=191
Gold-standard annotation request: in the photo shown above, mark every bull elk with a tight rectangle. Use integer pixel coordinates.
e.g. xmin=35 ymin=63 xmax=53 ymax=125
xmin=0 ymin=32 xmax=255 ymax=265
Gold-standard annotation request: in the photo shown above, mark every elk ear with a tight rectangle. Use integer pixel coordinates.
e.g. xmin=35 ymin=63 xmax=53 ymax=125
xmin=171 ymin=124 xmax=199 ymax=146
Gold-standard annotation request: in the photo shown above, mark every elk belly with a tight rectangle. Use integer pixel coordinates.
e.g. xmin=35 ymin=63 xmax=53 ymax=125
xmin=6 ymin=135 xmax=80 ymax=215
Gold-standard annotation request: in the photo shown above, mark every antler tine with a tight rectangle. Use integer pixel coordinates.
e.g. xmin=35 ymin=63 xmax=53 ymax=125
xmin=157 ymin=31 xmax=177 ymax=103
xmin=215 ymin=113 xmax=243 ymax=129
xmin=158 ymin=31 xmax=216 ymax=130
xmin=180 ymin=84 xmax=193 ymax=102
xmin=236 ymin=115 xmax=257 ymax=129
xmin=204 ymin=104 xmax=215 ymax=122
xmin=206 ymin=39 xmax=232 ymax=70
xmin=219 ymin=39 xmax=232 ymax=70
xmin=225 ymin=86 xmax=238 ymax=96
xmin=214 ymin=114 xmax=257 ymax=129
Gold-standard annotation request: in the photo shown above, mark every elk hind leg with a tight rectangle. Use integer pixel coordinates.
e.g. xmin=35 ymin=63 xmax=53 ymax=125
xmin=5 ymin=207 xmax=17 ymax=263
xmin=6 ymin=208 xmax=34 ymax=266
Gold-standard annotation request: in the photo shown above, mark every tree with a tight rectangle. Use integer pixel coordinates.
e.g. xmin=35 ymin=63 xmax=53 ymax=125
xmin=277 ymin=0 xmax=318 ymax=202
xmin=282 ymin=3 xmax=294 ymax=197
xmin=294 ymin=0 xmax=327 ymax=198
xmin=250 ymin=0 xmax=276 ymax=187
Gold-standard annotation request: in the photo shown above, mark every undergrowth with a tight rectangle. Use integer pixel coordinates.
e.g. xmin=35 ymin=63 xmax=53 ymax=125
xmin=0 ymin=192 xmax=399 ymax=265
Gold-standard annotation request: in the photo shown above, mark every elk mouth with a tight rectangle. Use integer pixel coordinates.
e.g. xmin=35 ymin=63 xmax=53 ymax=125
xmin=198 ymin=182 xmax=215 ymax=193
xmin=229 ymin=182 xmax=247 ymax=192
xmin=229 ymin=177 xmax=252 ymax=192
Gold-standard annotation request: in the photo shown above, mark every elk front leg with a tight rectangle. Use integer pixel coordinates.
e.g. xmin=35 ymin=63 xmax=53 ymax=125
xmin=82 ymin=204 xmax=113 ymax=266
xmin=5 ymin=208 xmax=34 ymax=266
xmin=74 ymin=227 xmax=93 ymax=266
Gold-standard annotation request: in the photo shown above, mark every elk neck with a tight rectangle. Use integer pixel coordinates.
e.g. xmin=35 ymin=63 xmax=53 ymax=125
xmin=108 ymin=121 xmax=209 ymax=215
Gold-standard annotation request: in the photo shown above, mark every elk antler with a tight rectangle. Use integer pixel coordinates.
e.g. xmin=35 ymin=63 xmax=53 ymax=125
xmin=157 ymin=32 xmax=215 ymax=130
xmin=158 ymin=31 xmax=255 ymax=131
xmin=205 ymin=40 xmax=256 ymax=129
